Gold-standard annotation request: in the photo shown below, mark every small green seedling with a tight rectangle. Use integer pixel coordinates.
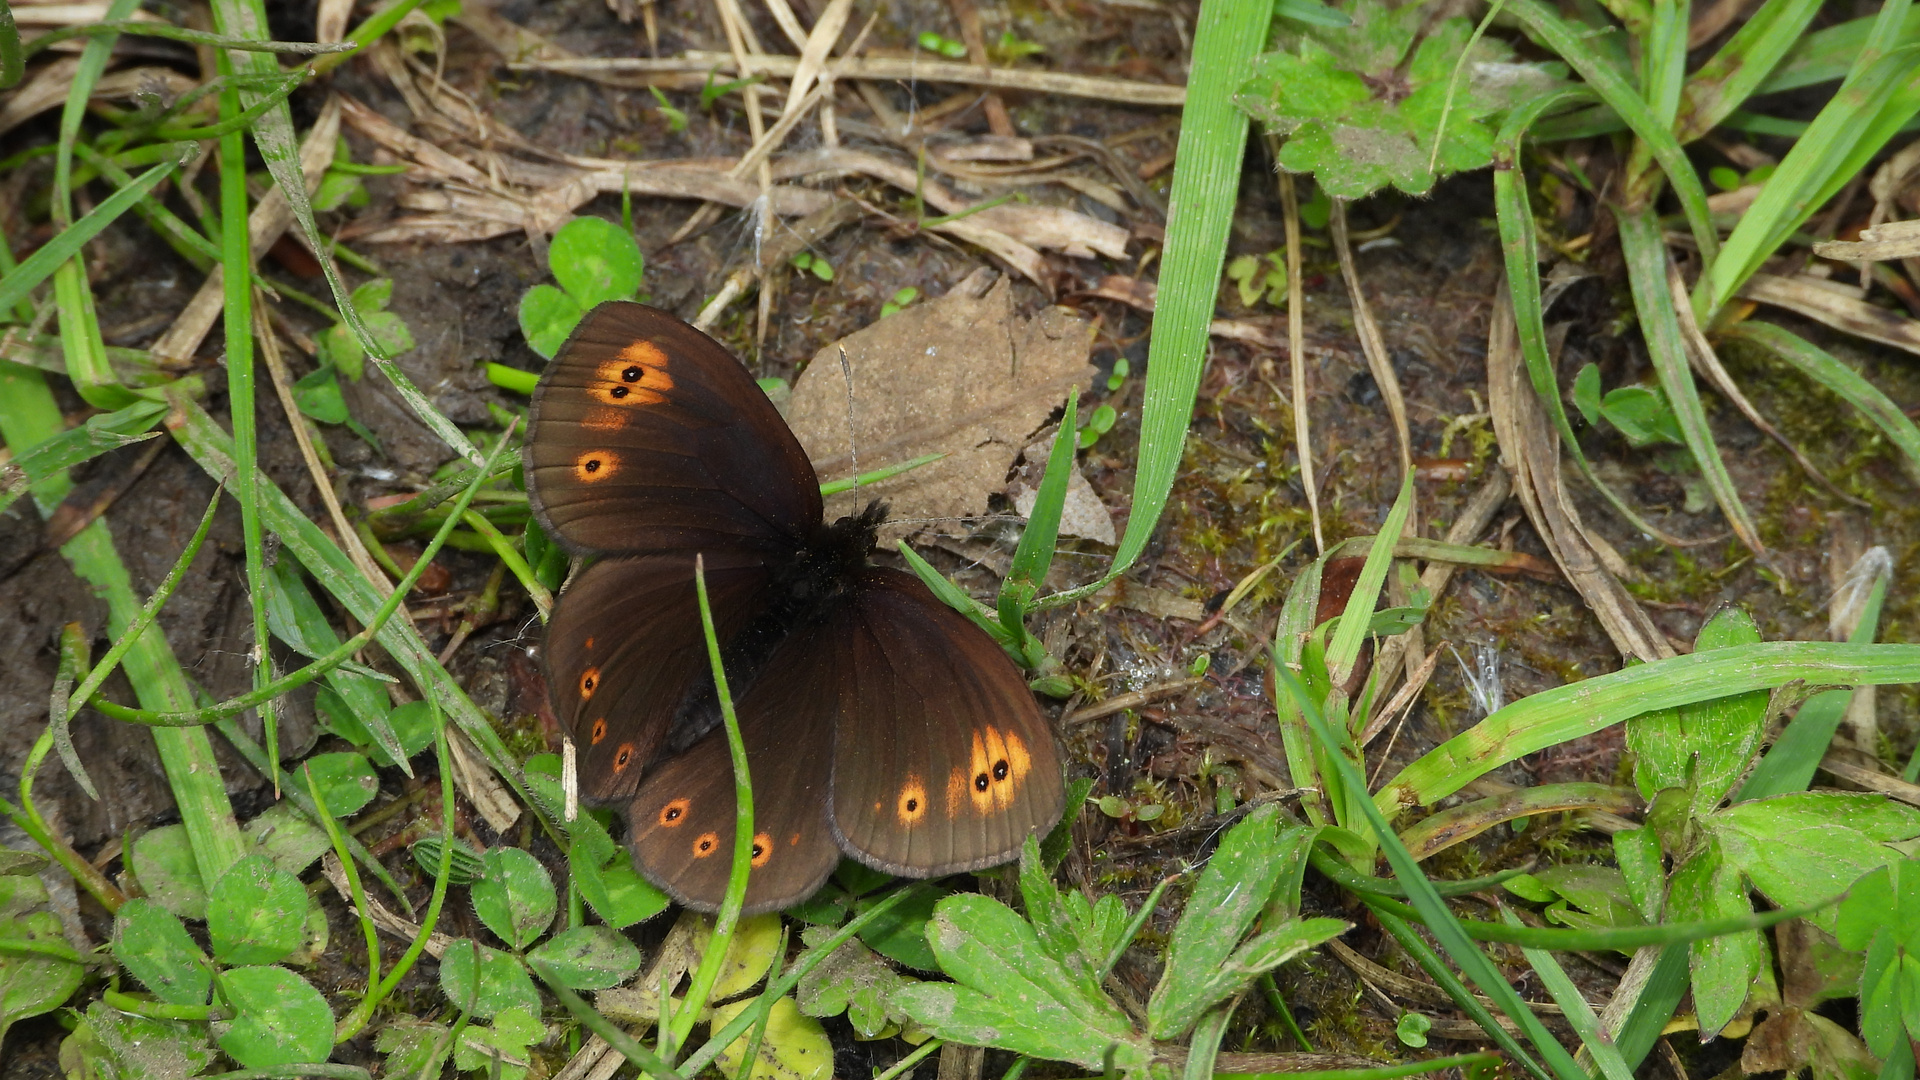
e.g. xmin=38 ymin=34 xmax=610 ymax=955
xmin=990 ymin=30 xmax=1044 ymax=62
xmin=880 ymin=286 xmax=919 ymax=317
xmin=518 ymin=215 xmax=647 ymax=358
xmin=1226 ymin=251 xmax=1287 ymax=307
xmin=1105 ymin=356 xmax=1130 ymax=393
xmin=317 ymin=277 xmax=413 ymax=382
xmin=649 ymin=85 xmax=688 ymax=133
xmin=790 ymin=250 xmax=834 ymax=281
xmin=1077 ymin=402 xmax=1117 ymax=449
xmin=1571 ymin=363 xmax=1686 ymax=448
xmin=701 ymin=71 xmax=765 ymax=109
xmin=915 ymin=31 xmax=968 ymax=58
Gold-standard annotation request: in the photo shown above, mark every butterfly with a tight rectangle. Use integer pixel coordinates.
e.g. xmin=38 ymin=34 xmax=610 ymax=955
xmin=525 ymin=301 xmax=1066 ymax=914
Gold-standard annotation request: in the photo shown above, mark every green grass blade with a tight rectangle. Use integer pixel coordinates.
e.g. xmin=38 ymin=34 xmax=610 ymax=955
xmin=1702 ymin=39 xmax=1920 ymax=316
xmin=1276 ymin=666 xmax=1586 ymax=1080
xmin=1725 ymin=321 xmax=1920 ymax=484
xmin=1737 ymin=557 xmax=1888 ymax=801
xmin=208 ymin=0 xmax=479 ymax=465
xmin=1676 ymin=0 xmax=1824 ymax=140
xmin=1504 ymin=906 xmax=1635 ymax=1080
xmin=1041 ymin=0 xmax=1272 ymax=607
xmin=998 ymin=393 xmax=1075 ymax=645
xmin=0 ymin=0 xmax=21 ymax=89
xmin=1616 ymin=205 xmax=1762 ymax=553
xmin=1325 ymin=472 xmax=1410 ymax=687
xmin=1505 ymin=0 xmax=1717 ymax=266
xmin=1759 ymin=7 xmax=1920 ymax=94
xmin=0 ymin=150 xmax=185 ymax=331
xmin=162 ymin=394 xmax=537 ymax=812
xmin=0 ymin=362 xmax=248 ymax=883
xmin=1375 ymin=640 xmax=1920 ymax=812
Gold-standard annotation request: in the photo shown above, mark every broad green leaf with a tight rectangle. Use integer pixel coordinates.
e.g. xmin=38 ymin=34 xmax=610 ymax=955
xmin=215 ymin=965 xmax=334 ymax=1068
xmin=290 ymin=365 xmax=349 ymax=425
xmin=525 ymin=925 xmax=642 ymax=990
xmin=1150 ymin=804 xmax=1305 ymax=1038
xmin=0 ymin=884 xmax=84 ymax=1040
xmin=128 ymin=824 xmax=207 ymax=920
xmin=61 ymin=1001 xmax=212 ymax=1080
xmin=207 ymin=855 xmax=307 ymax=966
xmin=1667 ymin=836 xmax=1762 ymax=1037
xmin=893 ymin=894 xmax=1148 ymax=1071
xmin=567 ymin=810 xmax=670 ymax=929
xmin=854 ymin=885 xmax=942 ymax=972
xmin=300 ymin=752 xmax=379 ymax=817
xmin=243 ymin=803 xmax=333 ymax=876
xmin=471 ymin=847 xmax=557 ymax=951
xmin=1627 ymin=607 xmax=1766 ymax=815
xmin=549 ymin=216 xmax=644 ymax=308
xmin=518 ymin=283 xmax=583 ymax=359
xmin=1711 ymin=792 xmax=1920 ymax=936
xmin=439 ymin=939 xmax=541 ymax=1019
xmin=452 ymin=1006 xmax=544 ymax=1080
xmin=374 ymin=1017 xmax=451 ymax=1079
xmin=796 ymin=926 xmax=915 ymax=1039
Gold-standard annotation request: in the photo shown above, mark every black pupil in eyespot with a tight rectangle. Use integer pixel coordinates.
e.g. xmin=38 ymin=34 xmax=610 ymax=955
xmin=974 ymin=773 xmax=989 ymax=791
xmin=752 ymin=844 xmax=764 ymax=856
xmin=610 ymin=386 xmax=629 ymax=398
xmin=994 ymin=760 xmax=1009 ymax=780
xmin=584 ymin=459 xmax=601 ymax=472
xmin=623 ymin=366 xmax=642 ymax=381
xmin=666 ymin=807 xmax=680 ymax=820
xmin=906 ymin=798 xmax=918 ymax=811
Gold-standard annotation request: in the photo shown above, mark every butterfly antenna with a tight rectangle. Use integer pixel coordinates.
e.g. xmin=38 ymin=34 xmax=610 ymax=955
xmin=838 ymin=344 xmax=860 ymax=497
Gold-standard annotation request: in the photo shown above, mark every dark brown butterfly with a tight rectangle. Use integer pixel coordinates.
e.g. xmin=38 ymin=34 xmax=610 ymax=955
xmin=525 ymin=301 xmax=1066 ymax=914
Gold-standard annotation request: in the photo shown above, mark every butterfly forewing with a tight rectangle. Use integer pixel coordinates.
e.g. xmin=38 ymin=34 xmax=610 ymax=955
xmin=526 ymin=302 xmax=822 ymax=556
xmin=826 ymin=569 xmax=1066 ymax=876
xmin=545 ymin=553 xmax=772 ymax=802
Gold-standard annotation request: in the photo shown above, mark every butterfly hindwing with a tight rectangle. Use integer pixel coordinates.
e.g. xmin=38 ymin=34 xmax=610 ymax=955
xmin=546 ymin=552 xmax=773 ymax=803
xmin=526 ymin=302 xmax=822 ymax=556
xmin=825 ymin=569 xmax=1066 ymax=876
xmin=623 ymin=632 xmax=843 ymax=914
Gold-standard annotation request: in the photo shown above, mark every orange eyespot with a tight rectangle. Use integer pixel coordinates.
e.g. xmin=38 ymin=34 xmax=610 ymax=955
xmin=692 ymin=832 xmax=719 ymax=858
xmin=750 ymin=832 xmax=773 ymax=867
xmin=579 ymin=667 xmax=600 ymax=700
xmin=897 ymin=779 xmax=928 ymax=824
xmin=659 ymin=798 xmax=690 ymax=827
xmin=573 ymin=451 xmax=618 ymax=482
xmin=613 ymin=743 xmax=635 ymax=772
xmin=589 ymin=718 xmax=608 ymax=745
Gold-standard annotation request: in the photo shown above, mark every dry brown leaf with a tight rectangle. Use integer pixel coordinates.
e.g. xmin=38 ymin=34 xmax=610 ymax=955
xmin=1487 ymin=284 xmax=1674 ymax=662
xmin=1742 ymin=272 xmax=1920 ymax=358
xmin=0 ymin=63 xmax=194 ymax=137
xmin=787 ymin=274 xmax=1097 ymax=535
xmin=1006 ymin=431 xmax=1116 ymax=544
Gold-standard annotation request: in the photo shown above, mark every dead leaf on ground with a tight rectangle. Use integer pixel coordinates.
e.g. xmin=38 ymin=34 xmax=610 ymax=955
xmin=786 ymin=273 xmax=1097 ymax=538
xmin=1486 ymin=283 xmax=1675 ymax=662
xmin=1006 ymin=429 xmax=1116 ymax=545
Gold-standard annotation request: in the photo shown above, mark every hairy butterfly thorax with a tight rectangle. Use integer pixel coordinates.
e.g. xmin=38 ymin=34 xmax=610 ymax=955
xmin=527 ymin=301 xmax=1064 ymax=914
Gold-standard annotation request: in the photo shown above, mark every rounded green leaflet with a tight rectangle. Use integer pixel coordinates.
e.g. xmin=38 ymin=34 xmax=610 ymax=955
xmin=301 ymin=751 xmax=379 ymax=817
xmin=525 ymin=925 xmax=642 ymax=990
xmin=519 ymin=284 xmax=584 ymax=360
xmin=471 ymin=847 xmax=557 ymax=951
xmin=216 ymin=966 xmax=334 ymax=1068
xmin=549 ymin=216 xmax=644 ymax=309
xmin=0 ymin=882 xmax=86 ymax=1035
xmin=439 ymin=939 xmax=541 ymax=1019
xmin=111 ymin=897 xmax=211 ymax=1006
xmin=128 ymin=824 xmax=206 ymax=920
xmin=208 ymin=854 xmax=309 ymax=967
